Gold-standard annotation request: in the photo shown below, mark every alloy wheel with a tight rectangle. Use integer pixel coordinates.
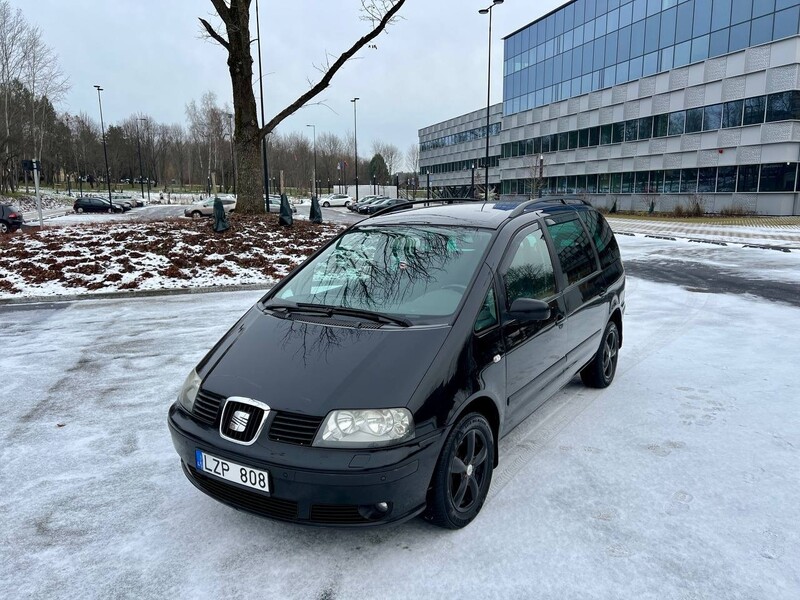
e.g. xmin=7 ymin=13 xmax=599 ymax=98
xmin=448 ymin=428 xmax=490 ymax=513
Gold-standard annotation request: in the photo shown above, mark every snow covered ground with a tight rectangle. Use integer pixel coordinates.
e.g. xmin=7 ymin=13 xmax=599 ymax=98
xmin=0 ymin=235 xmax=798 ymax=599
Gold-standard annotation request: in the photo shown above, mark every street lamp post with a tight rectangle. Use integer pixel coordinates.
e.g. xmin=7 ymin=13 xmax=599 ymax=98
xmin=93 ymin=85 xmax=113 ymax=206
xmin=306 ymin=124 xmax=317 ymax=200
xmin=135 ymin=119 xmax=146 ymax=200
xmin=479 ymin=0 xmax=503 ymax=202
xmin=538 ymin=154 xmax=544 ymax=198
xmin=351 ymin=97 xmax=359 ymax=202
xmin=138 ymin=118 xmax=151 ymax=202
xmin=426 ymin=169 xmax=430 ymax=202
xmin=471 ymin=163 xmax=476 ymax=199
xmin=255 ymin=0 xmax=270 ymax=211
xmin=228 ymin=113 xmax=236 ymax=195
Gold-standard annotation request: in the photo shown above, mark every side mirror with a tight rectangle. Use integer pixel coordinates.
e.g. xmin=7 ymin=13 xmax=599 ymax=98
xmin=509 ymin=298 xmax=551 ymax=321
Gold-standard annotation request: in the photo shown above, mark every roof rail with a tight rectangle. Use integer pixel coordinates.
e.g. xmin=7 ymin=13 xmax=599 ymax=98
xmin=507 ymin=196 xmax=590 ymax=218
xmin=366 ymin=198 xmax=478 ymax=219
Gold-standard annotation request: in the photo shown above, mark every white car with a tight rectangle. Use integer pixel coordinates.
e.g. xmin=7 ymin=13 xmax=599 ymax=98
xmin=320 ymin=193 xmax=352 ymax=207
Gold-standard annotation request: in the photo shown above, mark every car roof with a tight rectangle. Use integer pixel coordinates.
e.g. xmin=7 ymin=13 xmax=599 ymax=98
xmin=364 ymin=197 xmax=592 ymax=230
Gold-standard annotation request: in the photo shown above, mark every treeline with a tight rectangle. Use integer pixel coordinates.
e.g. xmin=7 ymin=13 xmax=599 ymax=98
xmin=0 ymin=1 xmax=419 ymax=195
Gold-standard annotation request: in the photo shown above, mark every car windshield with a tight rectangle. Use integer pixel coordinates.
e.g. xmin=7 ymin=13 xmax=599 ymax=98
xmin=271 ymin=225 xmax=493 ymax=322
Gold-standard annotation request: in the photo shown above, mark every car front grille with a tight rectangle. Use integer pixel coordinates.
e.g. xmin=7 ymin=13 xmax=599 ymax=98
xmin=187 ymin=465 xmax=298 ymax=521
xmin=193 ymin=390 xmax=224 ymax=425
xmin=268 ymin=412 xmax=324 ymax=446
xmin=193 ymin=390 xmax=322 ymax=446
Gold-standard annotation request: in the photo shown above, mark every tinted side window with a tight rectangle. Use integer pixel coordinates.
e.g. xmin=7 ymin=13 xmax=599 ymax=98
xmin=546 ymin=218 xmax=597 ymax=286
xmin=503 ymin=228 xmax=556 ymax=307
xmin=474 ymin=286 xmax=498 ymax=333
xmin=579 ymin=210 xmax=621 ymax=270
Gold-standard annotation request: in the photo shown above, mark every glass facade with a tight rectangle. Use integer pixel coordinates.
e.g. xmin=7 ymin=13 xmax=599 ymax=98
xmin=503 ymin=0 xmax=800 ymax=115
xmin=500 ymin=90 xmax=800 ymax=159
xmin=420 ymin=123 xmax=501 ymax=152
xmin=501 ymin=162 xmax=799 ymax=195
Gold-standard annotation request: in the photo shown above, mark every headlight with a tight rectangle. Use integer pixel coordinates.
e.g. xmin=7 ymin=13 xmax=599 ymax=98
xmin=312 ymin=408 xmax=414 ymax=448
xmin=177 ymin=369 xmax=202 ymax=413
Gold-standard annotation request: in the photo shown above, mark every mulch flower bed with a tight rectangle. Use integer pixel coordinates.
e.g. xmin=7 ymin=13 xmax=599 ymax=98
xmin=0 ymin=214 xmax=344 ymax=297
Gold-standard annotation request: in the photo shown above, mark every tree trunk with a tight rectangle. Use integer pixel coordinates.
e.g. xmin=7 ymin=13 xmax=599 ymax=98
xmin=223 ymin=2 xmax=263 ymax=214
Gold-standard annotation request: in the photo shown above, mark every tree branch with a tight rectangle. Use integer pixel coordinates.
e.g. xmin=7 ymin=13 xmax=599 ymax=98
xmin=199 ymin=18 xmax=230 ymax=50
xmin=209 ymin=0 xmax=233 ymax=23
xmin=260 ymin=0 xmax=406 ymax=137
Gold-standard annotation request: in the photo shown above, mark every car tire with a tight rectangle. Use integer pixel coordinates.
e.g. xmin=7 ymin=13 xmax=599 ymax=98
xmin=191 ymin=211 xmax=202 ymax=219
xmin=425 ymin=412 xmax=494 ymax=529
xmin=322 ymin=201 xmax=330 ymax=208
xmin=0 ymin=221 xmax=9 ymax=234
xmin=580 ymin=320 xmax=619 ymax=389
xmin=76 ymin=207 xmax=84 ymax=214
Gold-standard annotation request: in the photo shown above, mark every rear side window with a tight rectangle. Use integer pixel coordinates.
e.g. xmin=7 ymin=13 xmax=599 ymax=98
xmin=579 ymin=210 xmax=621 ymax=269
xmin=503 ymin=228 xmax=556 ymax=307
xmin=546 ymin=218 xmax=597 ymax=286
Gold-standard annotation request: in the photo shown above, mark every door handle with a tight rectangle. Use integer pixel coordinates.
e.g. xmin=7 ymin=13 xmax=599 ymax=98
xmin=555 ymin=313 xmax=565 ymax=328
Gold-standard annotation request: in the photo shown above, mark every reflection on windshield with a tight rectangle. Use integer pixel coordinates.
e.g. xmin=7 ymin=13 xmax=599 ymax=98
xmin=276 ymin=226 xmax=492 ymax=319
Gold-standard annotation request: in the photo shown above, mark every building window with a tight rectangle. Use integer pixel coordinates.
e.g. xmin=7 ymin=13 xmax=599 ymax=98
xmin=681 ymin=169 xmax=698 ymax=194
xmin=589 ymin=126 xmax=601 ymax=146
xmin=759 ymin=162 xmax=796 ymax=192
xmin=653 ymin=114 xmax=669 ymax=137
xmin=750 ymin=14 xmax=774 ymax=46
xmin=600 ymin=124 xmax=613 ymax=145
xmin=774 ymin=6 xmax=800 ymax=40
xmin=579 ymin=128 xmax=590 ymax=147
xmin=685 ymin=108 xmax=704 ymax=133
xmin=668 ymin=111 xmax=686 ymax=135
xmin=610 ymin=173 xmax=622 ymax=193
xmin=703 ymin=104 xmax=723 ymax=130
xmin=743 ymin=96 xmax=766 ymax=125
xmin=716 ymin=166 xmax=737 ymax=192
xmin=729 ymin=21 xmax=750 ymax=51
xmin=664 ymin=169 xmax=681 ymax=193
xmin=737 ymin=164 xmax=760 ymax=192
xmin=649 ymin=170 xmax=664 ymax=193
xmin=723 ymin=100 xmax=744 ymax=128
xmin=625 ymin=119 xmax=638 ymax=142
xmin=638 ymin=116 xmax=653 ymax=140
xmin=598 ymin=173 xmax=610 ymax=193
xmin=612 ymin=122 xmax=625 ymax=143
xmin=766 ymin=91 xmax=800 ymax=121
xmin=698 ymin=167 xmax=717 ymax=192
xmin=622 ymin=172 xmax=634 ymax=193
xmin=634 ymin=171 xmax=649 ymax=193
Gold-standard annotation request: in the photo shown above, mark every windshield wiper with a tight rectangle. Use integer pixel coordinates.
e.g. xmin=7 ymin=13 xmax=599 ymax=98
xmin=263 ymin=300 xmax=411 ymax=327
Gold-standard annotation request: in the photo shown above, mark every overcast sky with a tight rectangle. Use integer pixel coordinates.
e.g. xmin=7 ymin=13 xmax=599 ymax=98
xmin=13 ymin=0 xmax=563 ymax=159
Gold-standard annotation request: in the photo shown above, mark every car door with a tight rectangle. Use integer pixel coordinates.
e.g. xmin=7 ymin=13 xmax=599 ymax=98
xmin=498 ymin=222 xmax=568 ymax=430
xmin=544 ymin=213 xmax=606 ymax=374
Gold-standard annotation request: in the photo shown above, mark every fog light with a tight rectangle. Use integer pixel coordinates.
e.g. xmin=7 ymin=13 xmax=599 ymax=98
xmin=357 ymin=502 xmax=392 ymax=520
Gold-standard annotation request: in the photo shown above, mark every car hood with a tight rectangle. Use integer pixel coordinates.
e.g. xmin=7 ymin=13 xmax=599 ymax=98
xmin=200 ymin=308 xmax=451 ymax=415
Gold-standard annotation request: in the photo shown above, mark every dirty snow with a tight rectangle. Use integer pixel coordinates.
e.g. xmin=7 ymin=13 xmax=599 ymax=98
xmin=0 ymin=236 xmax=798 ymax=599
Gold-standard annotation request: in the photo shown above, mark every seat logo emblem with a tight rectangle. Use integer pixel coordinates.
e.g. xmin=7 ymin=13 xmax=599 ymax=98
xmin=229 ymin=410 xmax=250 ymax=432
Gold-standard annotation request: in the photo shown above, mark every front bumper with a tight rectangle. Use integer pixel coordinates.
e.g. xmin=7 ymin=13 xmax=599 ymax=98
xmin=168 ymin=403 xmax=445 ymax=527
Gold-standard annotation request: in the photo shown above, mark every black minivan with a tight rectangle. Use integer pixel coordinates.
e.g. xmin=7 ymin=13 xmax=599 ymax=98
xmin=168 ymin=198 xmax=625 ymax=529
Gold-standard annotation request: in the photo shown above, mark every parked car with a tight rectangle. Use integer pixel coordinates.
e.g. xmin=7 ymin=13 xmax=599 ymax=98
xmin=320 ymin=193 xmax=352 ymax=208
xmin=112 ymin=194 xmax=142 ymax=208
xmin=267 ymin=195 xmax=297 ymax=213
xmin=0 ymin=203 xmax=23 ymax=233
xmin=348 ymin=195 xmax=385 ymax=212
xmin=73 ymin=196 xmax=123 ymax=213
xmin=168 ymin=198 xmax=625 ymax=529
xmin=184 ymin=197 xmax=236 ymax=218
xmin=358 ymin=197 xmax=409 ymax=215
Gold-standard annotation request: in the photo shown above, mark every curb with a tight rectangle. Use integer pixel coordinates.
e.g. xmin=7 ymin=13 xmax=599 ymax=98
xmin=616 ymin=230 xmax=800 ymax=252
xmin=0 ymin=283 xmax=273 ymax=309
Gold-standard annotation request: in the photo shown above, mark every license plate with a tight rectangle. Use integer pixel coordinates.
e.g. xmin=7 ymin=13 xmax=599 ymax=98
xmin=195 ymin=450 xmax=270 ymax=493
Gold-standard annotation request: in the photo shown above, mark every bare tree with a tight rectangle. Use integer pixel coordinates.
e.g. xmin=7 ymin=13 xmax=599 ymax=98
xmin=200 ymin=0 xmax=407 ymax=214
xmin=405 ymin=143 xmax=419 ymax=175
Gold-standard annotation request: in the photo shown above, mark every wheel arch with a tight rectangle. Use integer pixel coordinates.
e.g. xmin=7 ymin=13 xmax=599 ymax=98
xmin=448 ymin=396 xmax=501 ymax=467
xmin=610 ymin=307 xmax=623 ymax=348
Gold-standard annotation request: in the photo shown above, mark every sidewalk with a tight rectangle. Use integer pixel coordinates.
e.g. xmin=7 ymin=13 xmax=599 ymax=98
xmin=605 ymin=216 xmax=800 ymax=250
